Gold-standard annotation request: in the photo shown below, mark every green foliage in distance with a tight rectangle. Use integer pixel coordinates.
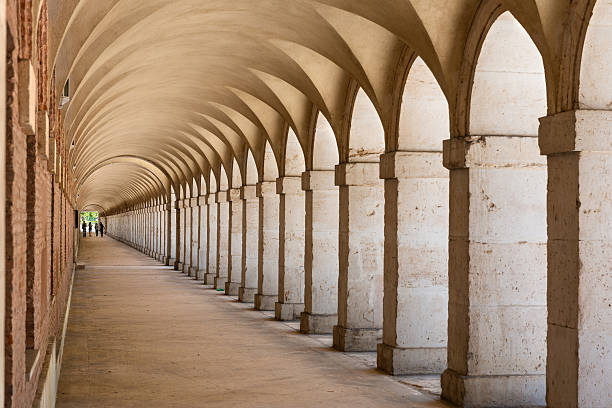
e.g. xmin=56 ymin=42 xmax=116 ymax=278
xmin=80 ymin=211 xmax=99 ymax=223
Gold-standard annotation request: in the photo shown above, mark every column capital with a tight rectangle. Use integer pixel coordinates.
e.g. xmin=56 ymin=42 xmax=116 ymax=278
xmin=276 ymin=176 xmax=302 ymax=194
xmin=216 ymin=191 xmax=228 ymax=203
xmin=207 ymin=194 xmax=216 ymax=205
xmin=301 ymin=170 xmax=336 ymax=191
xmin=380 ymin=151 xmax=445 ymax=179
xmin=241 ymin=185 xmax=257 ymax=199
xmin=198 ymin=195 xmax=207 ymax=206
xmin=335 ymin=162 xmax=381 ymax=186
xmin=443 ymin=136 xmax=545 ymax=170
xmin=189 ymin=197 xmax=198 ymax=207
xmin=256 ymin=181 xmax=276 ymax=197
xmin=228 ymin=188 xmax=241 ymax=202
xmin=539 ymin=109 xmax=612 ymax=155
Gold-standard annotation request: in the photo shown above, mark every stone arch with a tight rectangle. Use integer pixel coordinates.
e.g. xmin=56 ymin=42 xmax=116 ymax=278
xmin=378 ymin=56 xmax=450 ymax=376
xmin=263 ymin=141 xmax=279 ymax=182
xmin=578 ymin=0 xmax=612 ymax=109
xmin=345 ymin=87 xmax=385 ymax=163
xmin=245 ymin=149 xmax=258 ymax=185
xmin=219 ymin=166 xmax=229 ymax=192
xmin=231 ymin=158 xmax=242 ymax=189
xmin=284 ymin=128 xmax=306 ymax=177
xmin=442 ymin=10 xmax=548 ymax=407
xmin=312 ymin=112 xmax=338 ymax=171
xmin=208 ymin=169 xmax=217 ymax=194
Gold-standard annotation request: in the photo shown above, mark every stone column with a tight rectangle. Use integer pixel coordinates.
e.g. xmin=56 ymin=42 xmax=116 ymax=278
xmin=333 ymin=162 xmax=384 ymax=351
xmin=197 ymin=195 xmax=208 ymax=280
xmin=163 ymin=203 xmax=170 ymax=265
xmin=377 ymin=151 xmax=448 ymax=375
xmin=204 ymin=195 xmax=218 ymax=285
xmin=300 ymin=170 xmax=338 ymax=334
xmin=275 ymin=176 xmax=306 ymax=320
xmin=183 ymin=199 xmax=192 ymax=273
xmin=539 ymin=110 xmax=612 ymax=408
xmin=215 ymin=191 xmax=230 ymax=290
xmin=178 ymin=200 xmax=188 ymax=272
xmin=255 ymin=181 xmax=279 ymax=310
xmin=189 ymin=197 xmax=199 ymax=277
xmin=239 ymin=185 xmax=258 ymax=302
xmin=173 ymin=199 xmax=182 ymax=270
xmin=169 ymin=201 xmax=177 ymax=267
xmin=226 ymin=188 xmax=243 ymax=295
xmin=441 ymin=136 xmax=547 ymax=407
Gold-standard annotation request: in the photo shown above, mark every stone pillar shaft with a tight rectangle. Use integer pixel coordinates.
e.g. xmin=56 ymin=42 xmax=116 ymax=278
xmin=333 ymin=162 xmax=384 ymax=351
xmin=204 ymin=195 xmax=217 ymax=285
xmin=255 ymin=181 xmax=279 ymax=310
xmin=275 ymin=176 xmax=306 ymax=321
xmin=300 ymin=170 xmax=338 ymax=334
xmin=377 ymin=151 xmax=448 ymax=375
xmin=540 ymin=110 xmax=612 ymax=408
xmin=441 ymin=136 xmax=547 ymax=407
xmin=226 ymin=188 xmax=243 ymax=295
xmin=239 ymin=185 xmax=258 ymax=302
xmin=216 ymin=191 xmax=230 ymax=290
xmin=197 ymin=196 xmax=207 ymax=280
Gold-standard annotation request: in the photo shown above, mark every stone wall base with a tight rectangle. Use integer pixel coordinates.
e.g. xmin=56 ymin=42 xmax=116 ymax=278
xmin=333 ymin=326 xmax=382 ymax=352
xmin=376 ymin=343 xmax=446 ymax=375
xmin=300 ymin=312 xmax=336 ymax=334
xmin=275 ymin=302 xmax=304 ymax=321
xmin=254 ymin=294 xmax=276 ymax=311
xmin=224 ymin=282 xmax=240 ymax=296
xmin=238 ymin=287 xmax=256 ymax=303
xmin=441 ymin=368 xmax=545 ymax=407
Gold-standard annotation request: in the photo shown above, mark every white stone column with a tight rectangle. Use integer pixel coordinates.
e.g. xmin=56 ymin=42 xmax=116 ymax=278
xmin=197 ymin=195 xmax=207 ymax=280
xmin=255 ymin=181 xmax=279 ymax=310
xmin=441 ymin=136 xmax=547 ymax=407
xmin=239 ymin=185 xmax=258 ymax=302
xmin=204 ymin=195 xmax=217 ymax=285
xmin=189 ymin=197 xmax=199 ymax=277
xmin=226 ymin=188 xmax=243 ymax=295
xmin=215 ymin=191 xmax=230 ymax=290
xmin=163 ymin=203 xmax=171 ymax=265
xmin=170 ymin=199 xmax=179 ymax=269
xmin=178 ymin=200 xmax=187 ymax=272
xmin=275 ymin=176 xmax=306 ymax=320
xmin=333 ymin=162 xmax=384 ymax=351
xmin=300 ymin=170 xmax=338 ymax=334
xmin=183 ymin=199 xmax=192 ymax=273
xmin=377 ymin=151 xmax=448 ymax=375
xmin=540 ymin=110 xmax=612 ymax=408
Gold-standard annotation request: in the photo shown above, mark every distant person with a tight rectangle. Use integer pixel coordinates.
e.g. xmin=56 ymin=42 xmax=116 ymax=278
xmin=82 ymin=221 xmax=87 ymax=238
xmin=88 ymin=222 xmax=92 ymax=237
xmin=99 ymin=222 xmax=105 ymax=238
xmin=95 ymin=223 xmax=99 ymax=237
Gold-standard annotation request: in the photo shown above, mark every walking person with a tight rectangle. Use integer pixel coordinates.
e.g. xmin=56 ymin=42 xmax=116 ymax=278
xmin=95 ymin=223 xmax=99 ymax=237
xmin=82 ymin=220 xmax=87 ymax=238
xmin=99 ymin=222 xmax=105 ymax=238
xmin=88 ymin=222 xmax=92 ymax=237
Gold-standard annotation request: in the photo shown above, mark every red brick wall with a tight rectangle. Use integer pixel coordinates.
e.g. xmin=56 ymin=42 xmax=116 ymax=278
xmin=5 ymin=1 xmax=76 ymax=406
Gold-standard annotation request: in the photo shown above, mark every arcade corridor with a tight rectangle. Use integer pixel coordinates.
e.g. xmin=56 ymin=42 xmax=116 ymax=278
xmin=56 ymin=238 xmax=445 ymax=408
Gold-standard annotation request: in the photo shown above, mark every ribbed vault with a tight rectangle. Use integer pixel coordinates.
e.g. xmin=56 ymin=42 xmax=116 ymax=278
xmin=48 ymin=0 xmax=579 ymax=213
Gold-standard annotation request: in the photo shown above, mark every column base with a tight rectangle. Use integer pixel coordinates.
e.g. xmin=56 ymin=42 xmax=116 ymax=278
xmin=441 ymin=368 xmax=545 ymax=408
xmin=187 ymin=266 xmax=196 ymax=277
xmin=275 ymin=302 xmax=304 ymax=321
xmin=183 ymin=263 xmax=191 ymax=274
xmin=214 ymin=277 xmax=227 ymax=290
xmin=176 ymin=261 xmax=183 ymax=271
xmin=333 ymin=326 xmax=382 ymax=352
xmin=196 ymin=269 xmax=206 ymax=281
xmin=254 ymin=294 xmax=276 ymax=311
xmin=169 ymin=259 xmax=177 ymax=269
xmin=300 ymin=312 xmax=336 ymax=334
xmin=204 ymin=273 xmax=216 ymax=285
xmin=224 ymin=282 xmax=240 ymax=296
xmin=376 ymin=343 xmax=446 ymax=375
xmin=238 ymin=287 xmax=256 ymax=303
xmin=164 ymin=256 xmax=171 ymax=265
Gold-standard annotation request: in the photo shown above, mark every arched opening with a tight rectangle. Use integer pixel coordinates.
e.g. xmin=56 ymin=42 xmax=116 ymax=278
xmin=378 ymin=57 xmax=450 ymax=376
xmin=334 ymin=88 xmax=386 ymax=351
xmin=239 ymin=149 xmax=260 ymax=302
xmin=276 ymin=128 xmax=307 ymax=320
xmin=216 ymin=166 xmax=230 ymax=290
xmin=255 ymin=141 xmax=281 ymax=311
xmin=301 ymin=112 xmax=340 ymax=334
xmin=442 ymin=12 xmax=548 ymax=407
xmin=543 ymin=2 xmax=612 ymax=406
xmin=228 ymin=158 xmax=244 ymax=295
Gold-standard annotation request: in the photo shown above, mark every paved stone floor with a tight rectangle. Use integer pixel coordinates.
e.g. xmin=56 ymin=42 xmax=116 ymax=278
xmin=57 ymin=237 xmax=450 ymax=408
